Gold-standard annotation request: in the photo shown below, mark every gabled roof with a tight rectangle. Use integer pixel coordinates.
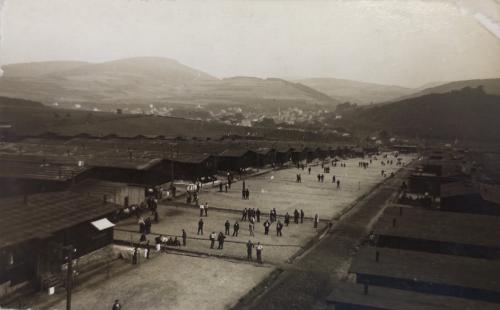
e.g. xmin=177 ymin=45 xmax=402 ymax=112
xmin=219 ymin=148 xmax=254 ymax=158
xmin=0 ymin=191 xmax=120 ymax=249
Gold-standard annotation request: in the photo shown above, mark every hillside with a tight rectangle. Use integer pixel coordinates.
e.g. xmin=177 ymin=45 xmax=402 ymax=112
xmin=297 ymin=78 xmax=414 ymax=105
xmin=0 ymin=58 xmax=337 ymax=110
xmin=1 ymin=61 xmax=89 ymax=77
xmin=337 ymin=87 xmax=500 ymax=142
xmin=0 ymin=96 xmax=338 ymax=142
xmin=393 ymin=78 xmax=500 ymax=102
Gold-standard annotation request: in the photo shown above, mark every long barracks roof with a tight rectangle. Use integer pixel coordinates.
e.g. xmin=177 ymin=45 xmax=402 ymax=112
xmin=374 ymin=206 xmax=500 ymax=249
xmin=350 ymin=246 xmax=500 ymax=293
xmin=0 ymin=159 xmax=89 ymax=181
xmin=326 ymin=281 xmax=500 ymax=310
xmin=0 ymin=191 xmax=120 ymax=249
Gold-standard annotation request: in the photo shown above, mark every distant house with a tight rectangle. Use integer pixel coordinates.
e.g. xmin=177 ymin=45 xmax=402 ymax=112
xmin=274 ymin=146 xmax=292 ymax=166
xmin=0 ymin=156 xmax=91 ymax=197
xmin=254 ymin=147 xmax=276 ymax=167
xmin=217 ymin=148 xmax=258 ymax=171
xmin=71 ymin=178 xmax=146 ymax=207
xmin=160 ymin=153 xmax=217 ymax=181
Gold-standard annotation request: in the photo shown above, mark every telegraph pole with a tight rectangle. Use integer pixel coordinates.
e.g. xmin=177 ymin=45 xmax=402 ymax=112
xmin=64 ymin=245 xmax=75 ymax=310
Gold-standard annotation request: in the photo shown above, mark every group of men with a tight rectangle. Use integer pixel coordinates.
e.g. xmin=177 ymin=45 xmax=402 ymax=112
xmin=246 ymin=240 xmax=264 ymax=264
xmin=241 ymin=207 xmax=261 ymax=222
xmin=209 ymin=231 xmax=226 ymax=249
xmin=241 ymin=188 xmax=251 ymax=199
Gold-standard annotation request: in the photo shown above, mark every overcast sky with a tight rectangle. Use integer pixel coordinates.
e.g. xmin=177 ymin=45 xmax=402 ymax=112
xmin=1 ymin=0 xmax=499 ymax=88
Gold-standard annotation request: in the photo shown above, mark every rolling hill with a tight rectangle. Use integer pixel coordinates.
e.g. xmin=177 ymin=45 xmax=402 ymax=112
xmin=392 ymin=78 xmax=500 ymax=102
xmin=1 ymin=61 xmax=90 ymax=77
xmin=0 ymin=58 xmax=338 ymax=110
xmin=337 ymin=87 xmax=500 ymax=142
xmin=297 ymin=78 xmax=414 ymax=105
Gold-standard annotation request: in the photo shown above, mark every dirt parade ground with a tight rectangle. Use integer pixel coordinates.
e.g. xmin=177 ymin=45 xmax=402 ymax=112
xmin=44 ymin=153 xmax=414 ymax=309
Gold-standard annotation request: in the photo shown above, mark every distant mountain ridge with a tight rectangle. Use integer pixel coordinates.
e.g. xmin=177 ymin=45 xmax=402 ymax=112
xmin=0 ymin=58 xmax=338 ymax=109
xmin=391 ymin=78 xmax=500 ymax=102
xmin=297 ymin=77 xmax=414 ymax=104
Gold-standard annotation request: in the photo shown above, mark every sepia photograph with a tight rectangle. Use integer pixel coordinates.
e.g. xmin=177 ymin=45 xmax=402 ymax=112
xmin=0 ymin=0 xmax=499 ymax=309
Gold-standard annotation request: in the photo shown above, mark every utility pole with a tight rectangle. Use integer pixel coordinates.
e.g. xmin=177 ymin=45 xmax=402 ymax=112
xmin=64 ymin=245 xmax=75 ymax=310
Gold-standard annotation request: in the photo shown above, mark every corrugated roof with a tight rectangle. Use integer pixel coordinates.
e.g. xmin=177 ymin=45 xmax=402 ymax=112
xmin=0 ymin=191 xmax=120 ymax=248
xmin=350 ymin=247 xmax=500 ymax=293
xmin=374 ymin=206 xmax=500 ymax=249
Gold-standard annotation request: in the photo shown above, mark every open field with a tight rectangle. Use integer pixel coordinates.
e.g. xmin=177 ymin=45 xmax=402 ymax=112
xmin=50 ymin=254 xmax=272 ymax=310
xmin=195 ymin=153 xmax=414 ymax=219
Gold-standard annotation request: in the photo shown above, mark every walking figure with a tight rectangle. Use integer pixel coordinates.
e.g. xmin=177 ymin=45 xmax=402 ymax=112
xmin=182 ymin=229 xmax=187 ymax=246
xmin=197 ymin=218 xmax=204 ymax=235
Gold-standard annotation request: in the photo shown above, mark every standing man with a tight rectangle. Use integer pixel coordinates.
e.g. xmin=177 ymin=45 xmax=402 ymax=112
xmin=199 ymin=203 xmax=204 ymax=217
xmin=182 ymin=229 xmax=187 ymax=246
xmin=256 ymin=242 xmax=263 ymax=264
xmin=284 ymin=212 xmax=290 ymax=226
xmin=249 ymin=222 xmax=255 ymax=237
xmin=246 ymin=240 xmax=254 ymax=261
xmin=256 ymin=208 xmax=261 ymax=222
xmin=210 ymin=232 xmax=216 ymax=249
xmin=225 ymin=220 xmax=231 ymax=235
xmin=300 ymin=209 xmax=304 ymax=223
xmin=294 ymin=209 xmax=299 ymax=224
xmin=197 ymin=218 xmax=204 ymax=235
xmin=233 ymin=221 xmax=240 ymax=237
xmin=314 ymin=214 xmax=319 ymax=228
xmin=242 ymin=208 xmax=248 ymax=221
xmin=217 ymin=232 xmax=225 ymax=249
xmin=263 ymin=219 xmax=271 ymax=235
xmin=204 ymin=202 xmax=209 ymax=216
xmin=276 ymin=220 xmax=283 ymax=236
